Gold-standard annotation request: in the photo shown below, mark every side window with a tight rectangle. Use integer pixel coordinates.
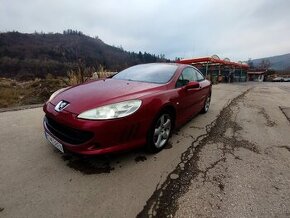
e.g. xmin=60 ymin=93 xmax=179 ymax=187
xmin=195 ymin=69 xmax=205 ymax=82
xmin=176 ymin=67 xmax=197 ymax=88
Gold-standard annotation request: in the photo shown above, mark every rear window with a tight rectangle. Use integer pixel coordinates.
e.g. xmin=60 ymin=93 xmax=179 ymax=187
xmin=113 ymin=64 xmax=178 ymax=84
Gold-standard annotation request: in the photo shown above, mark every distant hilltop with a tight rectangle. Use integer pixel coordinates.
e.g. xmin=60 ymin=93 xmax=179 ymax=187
xmin=250 ymin=53 xmax=290 ymax=71
xmin=0 ymin=30 xmax=166 ymax=80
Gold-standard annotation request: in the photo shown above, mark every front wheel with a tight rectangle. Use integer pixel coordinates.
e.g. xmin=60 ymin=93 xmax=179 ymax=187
xmin=146 ymin=112 xmax=172 ymax=153
xmin=200 ymin=95 xmax=211 ymax=114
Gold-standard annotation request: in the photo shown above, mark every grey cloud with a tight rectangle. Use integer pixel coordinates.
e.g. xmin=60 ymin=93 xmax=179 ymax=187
xmin=0 ymin=0 xmax=289 ymax=61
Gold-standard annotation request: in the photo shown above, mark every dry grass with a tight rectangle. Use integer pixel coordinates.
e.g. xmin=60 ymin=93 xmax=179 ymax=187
xmin=0 ymin=87 xmax=22 ymax=107
xmin=0 ymin=78 xmax=24 ymax=107
xmin=0 ymin=67 xmax=116 ymax=109
xmin=66 ymin=70 xmax=84 ymax=86
xmin=65 ymin=67 xmax=116 ymax=86
xmin=0 ymin=77 xmax=66 ymax=108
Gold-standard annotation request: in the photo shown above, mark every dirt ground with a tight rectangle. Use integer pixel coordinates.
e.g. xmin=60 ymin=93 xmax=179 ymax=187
xmin=0 ymin=82 xmax=290 ymax=218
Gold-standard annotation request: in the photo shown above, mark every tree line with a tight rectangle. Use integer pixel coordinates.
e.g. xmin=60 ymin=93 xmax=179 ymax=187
xmin=0 ymin=30 xmax=167 ymax=80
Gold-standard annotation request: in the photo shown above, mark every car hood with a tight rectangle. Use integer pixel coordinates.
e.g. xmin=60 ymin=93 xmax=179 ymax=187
xmin=51 ymin=79 xmax=166 ymax=114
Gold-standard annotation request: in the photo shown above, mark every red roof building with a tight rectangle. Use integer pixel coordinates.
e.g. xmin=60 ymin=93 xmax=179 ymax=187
xmin=177 ymin=55 xmax=249 ymax=83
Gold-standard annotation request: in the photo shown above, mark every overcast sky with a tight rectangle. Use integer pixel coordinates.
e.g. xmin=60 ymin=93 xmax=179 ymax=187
xmin=1 ymin=0 xmax=290 ymax=61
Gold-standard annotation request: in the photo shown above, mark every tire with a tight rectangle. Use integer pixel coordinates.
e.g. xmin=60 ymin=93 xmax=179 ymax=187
xmin=200 ymin=95 xmax=211 ymax=114
xmin=146 ymin=112 xmax=172 ymax=153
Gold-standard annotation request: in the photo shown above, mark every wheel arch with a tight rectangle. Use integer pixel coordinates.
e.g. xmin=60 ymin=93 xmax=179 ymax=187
xmin=154 ymin=103 xmax=177 ymax=130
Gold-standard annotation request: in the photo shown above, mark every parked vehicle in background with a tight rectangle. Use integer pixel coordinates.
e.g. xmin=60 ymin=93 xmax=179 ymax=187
xmin=43 ymin=63 xmax=212 ymax=155
xmin=284 ymin=78 xmax=290 ymax=82
xmin=272 ymin=77 xmax=284 ymax=82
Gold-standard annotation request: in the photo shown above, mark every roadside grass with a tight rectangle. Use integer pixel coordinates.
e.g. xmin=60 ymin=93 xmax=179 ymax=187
xmin=0 ymin=77 xmax=65 ymax=108
xmin=0 ymin=87 xmax=23 ymax=108
xmin=0 ymin=69 xmax=114 ymax=109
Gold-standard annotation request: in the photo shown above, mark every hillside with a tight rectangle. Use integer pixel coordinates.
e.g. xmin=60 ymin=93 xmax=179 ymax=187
xmin=0 ymin=30 xmax=164 ymax=80
xmin=251 ymin=53 xmax=290 ymax=71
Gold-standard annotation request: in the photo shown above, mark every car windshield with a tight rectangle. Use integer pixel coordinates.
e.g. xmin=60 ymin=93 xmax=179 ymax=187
xmin=112 ymin=64 xmax=178 ymax=84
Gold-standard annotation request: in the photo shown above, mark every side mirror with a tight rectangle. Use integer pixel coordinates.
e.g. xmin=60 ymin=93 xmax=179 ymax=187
xmin=185 ymin=81 xmax=200 ymax=90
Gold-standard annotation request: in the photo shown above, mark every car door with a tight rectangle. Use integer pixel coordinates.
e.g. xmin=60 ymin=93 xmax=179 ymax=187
xmin=175 ymin=67 xmax=202 ymax=124
xmin=193 ymin=68 xmax=209 ymax=110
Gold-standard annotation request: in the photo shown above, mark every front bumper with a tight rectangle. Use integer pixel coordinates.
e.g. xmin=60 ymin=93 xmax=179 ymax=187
xmin=43 ymin=102 xmax=149 ymax=155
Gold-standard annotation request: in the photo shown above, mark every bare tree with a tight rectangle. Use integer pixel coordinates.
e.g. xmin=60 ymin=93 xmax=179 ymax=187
xmin=247 ymin=58 xmax=254 ymax=69
xmin=259 ymin=58 xmax=271 ymax=70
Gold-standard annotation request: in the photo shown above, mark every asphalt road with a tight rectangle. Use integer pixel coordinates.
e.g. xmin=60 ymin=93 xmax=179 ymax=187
xmin=1 ymin=82 xmax=290 ymax=218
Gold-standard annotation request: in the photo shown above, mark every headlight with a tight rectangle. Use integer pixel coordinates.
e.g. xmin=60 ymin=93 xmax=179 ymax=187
xmin=77 ymin=100 xmax=142 ymax=120
xmin=49 ymin=87 xmax=70 ymax=102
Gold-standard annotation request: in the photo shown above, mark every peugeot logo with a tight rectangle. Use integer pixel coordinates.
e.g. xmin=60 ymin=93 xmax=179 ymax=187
xmin=55 ymin=100 xmax=69 ymax=112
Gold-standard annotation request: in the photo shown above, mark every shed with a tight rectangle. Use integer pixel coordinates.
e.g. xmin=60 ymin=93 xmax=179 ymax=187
xmin=247 ymin=71 xmax=265 ymax=82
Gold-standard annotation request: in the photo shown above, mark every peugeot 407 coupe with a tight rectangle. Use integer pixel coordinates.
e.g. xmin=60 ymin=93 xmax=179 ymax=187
xmin=43 ymin=63 xmax=212 ymax=155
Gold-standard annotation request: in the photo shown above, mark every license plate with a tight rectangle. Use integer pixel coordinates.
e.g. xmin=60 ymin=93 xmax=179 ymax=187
xmin=45 ymin=132 xmax=64 ymax=153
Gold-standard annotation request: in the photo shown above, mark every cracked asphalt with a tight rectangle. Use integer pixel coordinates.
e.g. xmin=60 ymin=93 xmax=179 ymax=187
xmin=174 ymin=83 xmax=290 ymax=218
xmin=1 ymin=82 xmax=290 ymax=218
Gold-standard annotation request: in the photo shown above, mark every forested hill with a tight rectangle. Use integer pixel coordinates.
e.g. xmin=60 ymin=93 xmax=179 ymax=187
xmin=0 ymin=30 xmax=166 ymax=79
xmin=251 ymin=53 xmax=290 ymax=71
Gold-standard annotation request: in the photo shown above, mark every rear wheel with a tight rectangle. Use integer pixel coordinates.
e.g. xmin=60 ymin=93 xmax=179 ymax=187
xmin=147 ymin=112 xmax=172 ymax=153
xmin=200 ymin=95 xmax=211 ymax=114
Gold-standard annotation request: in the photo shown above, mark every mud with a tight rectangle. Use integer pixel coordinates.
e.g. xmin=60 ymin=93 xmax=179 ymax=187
xmin=62 ymin=150 xmax=150 ymax=174
xmin=61 ymin=154 xmax=73 ymax=161
xmin=164 ymin=142 xmax=173 ymax=149
xmin=189 ymin=126 xmax=204 ymax=130
xmin=218 ymin=183 xmax=225 ymax=192
xmin=135 ymin=156 xmax=147 ymax=162
xmin=280 ymin=106 xmax=290 ymax=123
xmin=137 ymin=88 xmax=259 ymax=218
xmin=277 ymin=146 xmax=290 ymax=152
xmin=258 ymin=107 xmax=277 ymax=127
xmin=62 ymin=154 xmax=114 ymax=175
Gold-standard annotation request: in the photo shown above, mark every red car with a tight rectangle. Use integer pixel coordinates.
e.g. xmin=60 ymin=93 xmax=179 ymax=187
xmin=43 ymin=63 xmax=212 ymax=155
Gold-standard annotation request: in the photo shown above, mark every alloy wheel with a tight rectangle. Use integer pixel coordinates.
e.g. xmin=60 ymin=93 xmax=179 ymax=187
xmin=204 ymin=96 xmax=211 ymax=112
xmin=153 ymin=114 xmax=172 ymax=148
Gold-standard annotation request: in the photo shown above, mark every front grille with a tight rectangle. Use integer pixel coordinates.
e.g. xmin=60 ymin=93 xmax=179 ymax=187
xmin=45 ymin=116 xmax=94 ymax=145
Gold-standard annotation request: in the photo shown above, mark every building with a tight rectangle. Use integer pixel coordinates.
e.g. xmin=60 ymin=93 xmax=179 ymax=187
xmin=177 ymin=55 xmax=249 ymax=83
xmin=247 ymin=71 xmax=265 ymax=82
